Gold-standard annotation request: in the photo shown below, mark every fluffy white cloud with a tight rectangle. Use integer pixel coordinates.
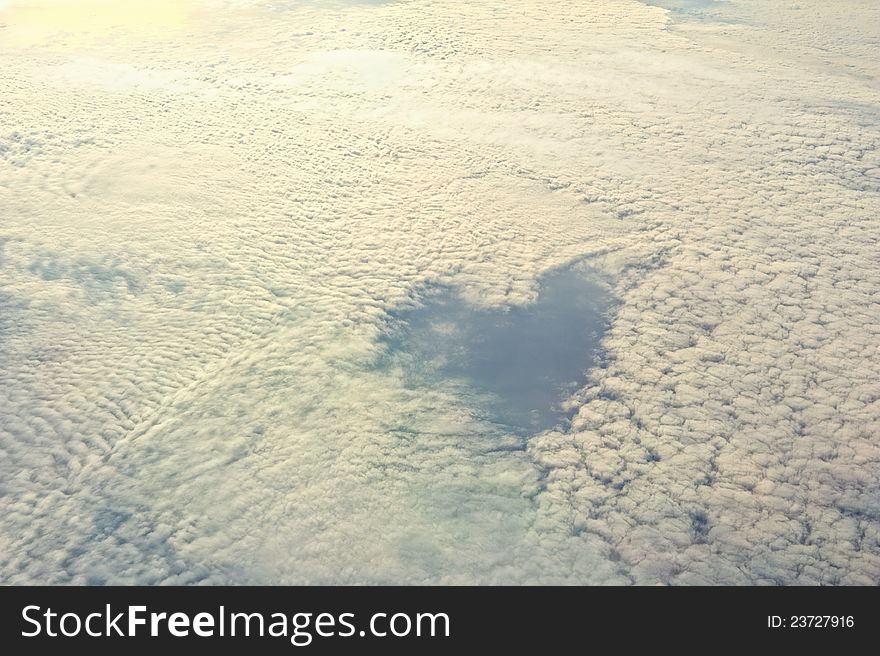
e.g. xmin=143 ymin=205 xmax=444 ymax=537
xmin=1 ymin=0 xmax=878 ymax=584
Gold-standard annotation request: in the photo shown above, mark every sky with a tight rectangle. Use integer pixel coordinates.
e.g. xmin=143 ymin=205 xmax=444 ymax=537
xmin=1 ymin=0 xmax=878 ymax=585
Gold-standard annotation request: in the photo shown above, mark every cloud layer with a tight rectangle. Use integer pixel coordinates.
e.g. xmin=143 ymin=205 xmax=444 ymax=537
xmin=1 ymin=0 xmax=878 ymax=584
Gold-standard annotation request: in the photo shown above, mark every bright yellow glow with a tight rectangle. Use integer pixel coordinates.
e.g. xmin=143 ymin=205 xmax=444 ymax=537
xmin=2 ymin=0 xmax=191 ymax=46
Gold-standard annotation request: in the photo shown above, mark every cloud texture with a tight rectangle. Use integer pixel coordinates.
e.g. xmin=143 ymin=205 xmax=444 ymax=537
xmin=1 ymin=0 xmax=878 ymax=584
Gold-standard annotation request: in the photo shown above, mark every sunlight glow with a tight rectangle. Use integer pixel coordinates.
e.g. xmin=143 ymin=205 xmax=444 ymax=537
xmin=2 ymin=0 xmax=191 ymax=46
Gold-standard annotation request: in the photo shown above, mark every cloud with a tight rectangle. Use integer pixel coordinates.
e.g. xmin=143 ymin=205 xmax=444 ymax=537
xmin=1 ymin=0 xmax=878 ymax=585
